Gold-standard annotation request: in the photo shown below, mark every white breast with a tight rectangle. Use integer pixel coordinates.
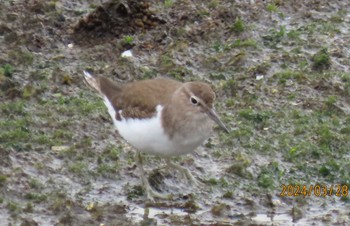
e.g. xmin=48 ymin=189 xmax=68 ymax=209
xmin=103 ymin=96 xmax=211 ymax=156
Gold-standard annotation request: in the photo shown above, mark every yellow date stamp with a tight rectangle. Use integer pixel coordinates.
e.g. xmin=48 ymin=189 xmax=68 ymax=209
xmin=280 ymin=184 xmax=349 ymax=197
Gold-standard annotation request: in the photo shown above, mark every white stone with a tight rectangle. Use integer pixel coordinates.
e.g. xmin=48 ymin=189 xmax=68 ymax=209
xmin=121 ymin=50 xmax=133 ymax=58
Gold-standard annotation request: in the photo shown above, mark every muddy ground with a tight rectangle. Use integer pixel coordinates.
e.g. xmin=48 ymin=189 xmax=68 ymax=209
xmin=0 ymin=0 xmax=350 ymax=225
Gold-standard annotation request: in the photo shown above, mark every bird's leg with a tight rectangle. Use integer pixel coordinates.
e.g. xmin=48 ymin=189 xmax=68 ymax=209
xmin=165 ymin=159 xmax=203 ymax=186
xmin=135 ymin=151 xmax=169 ymax=200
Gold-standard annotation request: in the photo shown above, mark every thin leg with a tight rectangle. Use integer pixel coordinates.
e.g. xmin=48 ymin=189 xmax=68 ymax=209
xmin=165 ymin=159 xmax=203 ymax=186
xmin=135 ymin=152 xmax=169 ymax=200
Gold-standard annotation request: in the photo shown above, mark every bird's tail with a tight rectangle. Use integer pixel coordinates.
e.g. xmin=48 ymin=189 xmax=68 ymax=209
xmin=83 ymin=71 xmax=103 ymax=95
xmin=83 ymin=71 xmax=122 ymax=100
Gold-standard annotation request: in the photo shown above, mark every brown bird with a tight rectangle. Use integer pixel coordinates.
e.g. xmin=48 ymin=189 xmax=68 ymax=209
xmin=83 ymin=71 xmax=228 ymax=200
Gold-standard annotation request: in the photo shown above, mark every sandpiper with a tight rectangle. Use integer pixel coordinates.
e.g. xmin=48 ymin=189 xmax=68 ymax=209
xmin=83 ymin=71 xmax=228 ymax=200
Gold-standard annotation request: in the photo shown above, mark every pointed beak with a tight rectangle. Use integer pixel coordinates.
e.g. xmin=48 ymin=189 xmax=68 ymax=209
xmin=207 ymin=108 xmax=229 ymax=133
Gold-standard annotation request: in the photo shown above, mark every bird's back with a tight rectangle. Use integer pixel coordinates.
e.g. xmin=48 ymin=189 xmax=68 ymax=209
xmin=114 ymin=78 xmax=182 ymax=119
xmin=84 ymin=71 xmax=182 ymax=120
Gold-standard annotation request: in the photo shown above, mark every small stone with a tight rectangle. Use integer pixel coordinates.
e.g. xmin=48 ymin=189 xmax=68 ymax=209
xmin=256 ymin=75 xmax=264 ymax=80
xmin=51 ymin=145 xmax=70 ymax=152
xmin=121 ymin=50 xmax=133 ymax=58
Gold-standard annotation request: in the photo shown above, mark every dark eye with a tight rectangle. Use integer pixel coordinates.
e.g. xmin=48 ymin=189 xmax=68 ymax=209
xmin=190 ymin=96 xmax=198 ymax=105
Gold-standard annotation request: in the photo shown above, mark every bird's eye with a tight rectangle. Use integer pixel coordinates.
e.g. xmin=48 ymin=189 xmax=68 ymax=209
xmin=190 ymin=96 xmax=198 ymax=105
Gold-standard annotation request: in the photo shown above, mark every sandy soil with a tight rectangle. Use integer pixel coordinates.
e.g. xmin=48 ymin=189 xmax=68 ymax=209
xmin=1 ymin=0 xmax=350 ymax=225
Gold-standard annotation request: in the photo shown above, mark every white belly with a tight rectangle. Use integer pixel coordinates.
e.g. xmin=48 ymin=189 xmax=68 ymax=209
xmin=103 ymin=97 xmax=210 ymax=156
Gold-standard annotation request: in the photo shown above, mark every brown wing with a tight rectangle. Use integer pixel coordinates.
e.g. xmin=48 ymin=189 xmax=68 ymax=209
xmin=98 ymin=76 xmax=122 ymax=98
xmin=111 ymin=78 xmax=182 ymax=120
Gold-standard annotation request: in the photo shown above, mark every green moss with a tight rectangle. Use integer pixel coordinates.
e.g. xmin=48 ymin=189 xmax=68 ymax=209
xmin=231 ymin=18 xmax=245 ymax=33
xmin=24 ymin=193 xmax=47 ymax=203
xmin=45 ymin=93 xmax=102 ymax=117
xmin=103 ymin=144 xmax=121 ymax=161
xmin=0 ymin=64 xmax=14 ymax=77
xmin=228 ymin=126 xmax=253 ymax=141
xmin=0 ymin=118 xmax=30 ymax=129
xmin=58 ymin=148 xmax=78 ymax=159
xmin=340 ymin=73 xmax=350 ymax=95
xmin=0 ymin=100 xmax=27 ymax=115
xmin=319 ymin=21 xmax=340 ymax=35
xmin=266 ymin=3 xmax=278 ymax=13
xmin=223 ymin=191 xmax=233 ymax=199
xmin=287 ymin=29 xmax=301 ymax=40
xmin=74 ymin=137 xmax=92 ymax=149
xmin=164 ymin=0 xmax=174 ymax=8
xmin=168 ymin=67 xmax=189 ymax=81
xmin=312 ymin=48 xmax=331 ymax=70
xmin=322 ymin=95 xmax=342 ymax=115
xmin=274 ymin=70 xmax=305 ymax=84
xmin=319 ymin=166 xmax=330 ymax=177
xmin=227 ymin=152 xmax=252 ymax=178
xmin=8 ymin=49 xmax=34 ymax=65
xmin=141 ymin=68 xmax=158 ymax=79
xmin=68 ymin=161 xmax=87 ymax=174
xmin=29 ymin=179 xmax=44 ymax=189
xmin=53 ymin=129 xmax=74 ymax=140
xmin=218 ymin=177 xmax=229 ymax=187
xmin=258 ymin=162 xmax=281 ymax=189
xmin=207 ymin=178 xmax=218 ymax=185
xmin=160 ymin=55 xmax=176 ymax=71
xmin=225 ymin=98 xmax=235 ymax=107
xmin=0 ymin=128 xmax=31 ymax=145
xmin=262 ymin=26 xmax=286 ymax=46
xmin=316 ymin=124 xmax=336 ymax=147
xmin=286 ymin=142 xmax=320 ymax=162
xmin=238 ymin=109 xmax=270 ymax=124
xmin=341 ymin=196 xmax=350 ymax=202
xmin=34 ymin=134 xmax=55 ymax=145
xmin=340 ymin=126 xmax=350 ymax=135
xmin=227 ymin=163 xmax=252 ymax=179
xmin=298 ymin=60 xmax=309 ymax=70
xmin=209 ymin=73 xmax=226 ymax=80
xmin=97 ymin=147 xmax=121 ymax=177
xmin=97 ymin=163 xmax=119 ymax=177
xmin=319 ymin=160 xmax=340 ymax=180
xmin=0 ymin=175 xmax=7 ymax=186
xmin=7 ymin=201 xmax=19 ymax=212
xmin=249 ymin=61 xmax=271 ymax=75
xmin=212 ymin=41 xmax=222 ymax=52
xmin=258 ymin=173 xmax=274 ymax=189
xmin=222 ymin=79 xmax=237 ymax=96
xmin=299 ymin=22 xmax=317 ymax=35
xmin=24 ymin=202 xmax=34 ymax=213
xmin=122 ymin=35 xmax=134 ymax=45
xmin=22 ymin=84 xmax=37 ymax=98
xmin=230 ymin=39 xmax=257 ymax=48
xmin=208 ymin=0 xmax=219 ymax=9
xmin=48 ymin=191 xmax=75 ymax=213
xmin=294 ymin=124 xmax=307 ymax=135
xmin=46 ymin=1 xmax=57 ymax=11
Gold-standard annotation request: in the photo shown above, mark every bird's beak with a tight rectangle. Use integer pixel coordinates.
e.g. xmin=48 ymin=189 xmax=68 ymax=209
xmin=207 ymin=108 xmax=229 ymax=133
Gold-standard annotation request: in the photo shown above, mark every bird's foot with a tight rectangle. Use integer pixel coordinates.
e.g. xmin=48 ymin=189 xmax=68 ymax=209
xmin=144 ymin=183 xmax=170 ymax=201
xmin=165 ymin=159 xmax=204 ymax=187
xmin=136 ymin=152 xmax=170 ymax=201
xmin=139 ymin=172 xmax=171 ymax=201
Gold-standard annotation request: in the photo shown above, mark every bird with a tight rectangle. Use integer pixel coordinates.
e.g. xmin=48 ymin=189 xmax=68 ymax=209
xmin=83 ymin=70 xmax=228 ymax=200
